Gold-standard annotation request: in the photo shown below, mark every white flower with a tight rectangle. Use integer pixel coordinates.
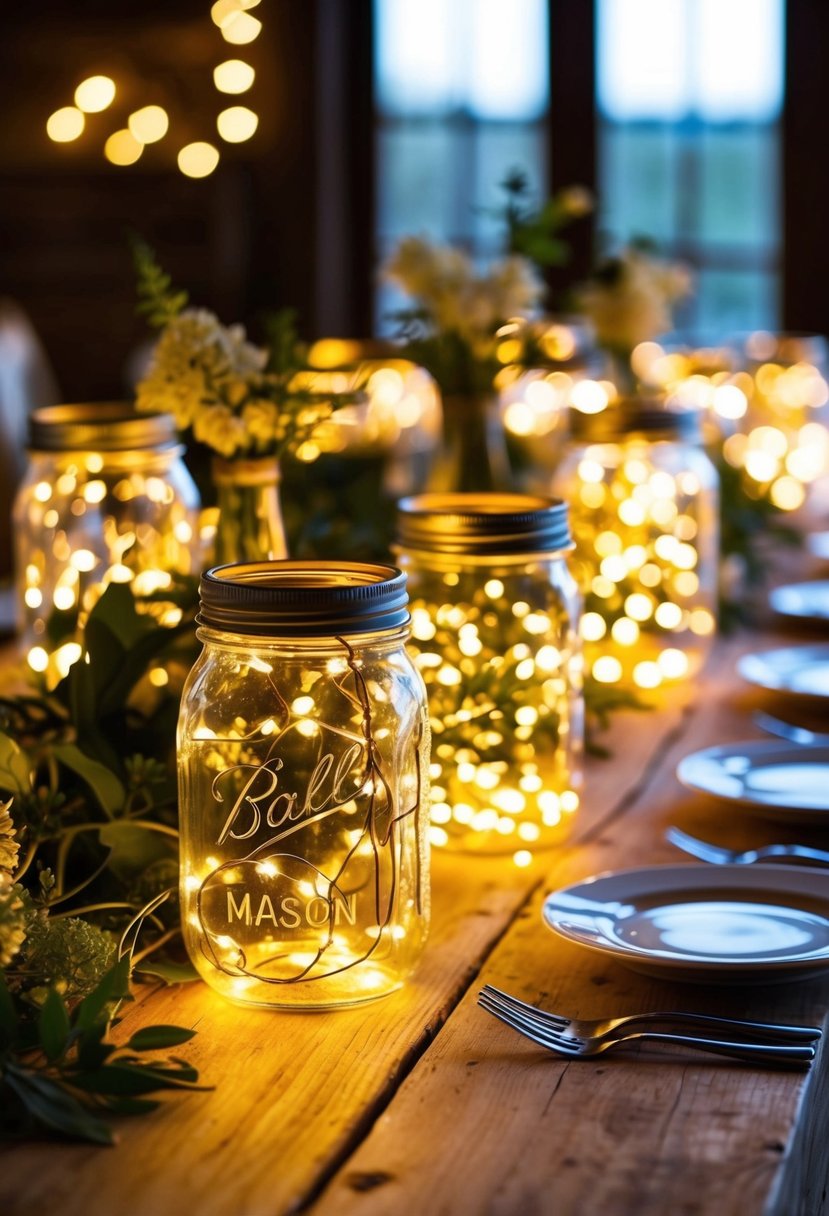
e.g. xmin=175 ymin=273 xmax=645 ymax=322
xmin=193 ymin=403 xmax=249 ymax=458
xmin=578 ymin=247 xmax=693 ymax=353
xmin=384 ymin=237 xmax=543 ymax=347
xmin=242 ymin=400 xmax=282 ymax=446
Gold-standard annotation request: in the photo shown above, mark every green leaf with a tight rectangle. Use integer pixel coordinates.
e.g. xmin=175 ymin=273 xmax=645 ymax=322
xmin=134 ymin=958 xmax=200 ymax=985
xmin=53 ymin=744 xmax=125 ymax=817
xmin=76 ymin=1033 xmax=116 ymax=1072
xmin=69 ymin=1061 xmax=201 ymax=1096
xmin=98 ymin=821 xmax=174 ymax=882
xmin=0 ymin=733 xmax=32 ymax=796
xmin=75 ymin=957 xmax=131 ymax=1033
xmin=99 ymin=1094 xmax=161 ymax=1116
xmin=38 ymin=988 xmax=70 ymax=1063
xmin=127 ymin=1025 xmax=196 ymax=1051
xmin=4 ymin=1065 xmax=114 ymax=1145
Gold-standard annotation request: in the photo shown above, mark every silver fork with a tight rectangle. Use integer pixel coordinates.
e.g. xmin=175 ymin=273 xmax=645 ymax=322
xmin=479 ymin=985 xmax=823 ymax=1044
xmin=478 ymin=992 xmax=819 ymax=1067
xmin=666 ymin=825 xmax=829 ymax=867
xmin=754 ymin=711 xmax=829 ymax=746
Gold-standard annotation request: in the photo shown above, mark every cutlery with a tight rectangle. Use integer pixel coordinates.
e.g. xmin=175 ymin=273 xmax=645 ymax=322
xmin=754 ymin=711 xmax=829 ymax=747
xmin=478 ymin=991 xmax=819 ymax=1067
xmin=479 ymin=985 xmax=823 ymax=1044
xmin=666 ymin=825 xmax=829 ymax=868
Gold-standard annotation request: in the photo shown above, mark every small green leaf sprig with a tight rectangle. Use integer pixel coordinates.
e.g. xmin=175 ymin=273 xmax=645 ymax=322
xmin=133 ymin=241 xmax=354 ymax=461
xmin=1 ymin=954 xmax=207 ymax=1146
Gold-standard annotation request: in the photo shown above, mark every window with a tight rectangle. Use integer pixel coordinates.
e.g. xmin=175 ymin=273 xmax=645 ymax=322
xmin=597 ymin=0 xmax=785 ymax=333
xmin=374 ymin=0 xmax=550 ymax=329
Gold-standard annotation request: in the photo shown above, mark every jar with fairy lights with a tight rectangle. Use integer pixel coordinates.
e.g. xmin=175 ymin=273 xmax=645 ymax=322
xmin=178 ymin=561 xmax=430 ymax=1009
xmin=394 ymin=494 xmax=583 ymax=865
xmin=553 ymin=400 xmax=719 ymax=694
xmin=13 ymin=403 xmax=200 ymax=681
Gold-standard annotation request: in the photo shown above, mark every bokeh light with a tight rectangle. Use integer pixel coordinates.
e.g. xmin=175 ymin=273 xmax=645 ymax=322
xmin=74 ymin=75 xmax=116 ymax=113
xmin=178 ymin=142 xmax=220 ymax=178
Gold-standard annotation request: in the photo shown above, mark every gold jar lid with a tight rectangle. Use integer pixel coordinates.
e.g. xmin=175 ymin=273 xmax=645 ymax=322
xmin=198 ymin=560 xmax=410 ymax=637
xmin=395 ymin=492 xmax=572 ymax=556
xmin=29 ymin=402 xmax=177 ymax=452
xmin=569 ymin=398 xmax=701 ymax=443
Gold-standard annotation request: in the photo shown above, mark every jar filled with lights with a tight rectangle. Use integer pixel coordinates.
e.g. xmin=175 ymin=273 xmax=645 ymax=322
xmin=13 ymin=404 xmax=200 ymax=682
xmin=178 ymin=560 xmax=430 ymax=1010
xmin=553 ymin=401 xmax=719 ymax=695
xmin=394 ymin=493 xmax=583 ymax=866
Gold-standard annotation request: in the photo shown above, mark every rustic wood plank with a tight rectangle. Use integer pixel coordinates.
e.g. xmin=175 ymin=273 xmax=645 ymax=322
xmin=0 ymin=681 xmax=685 ymax=1216
xmin=311 ymin=634 xmax=829 ymax=1216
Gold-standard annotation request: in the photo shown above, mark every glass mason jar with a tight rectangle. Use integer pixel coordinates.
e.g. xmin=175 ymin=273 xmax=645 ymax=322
xmin=553 ymin=400 xmax=719 ymax=694
xmin=178 ymin=560 xmax=431 ymax=1010
xmin=394 ymin=493 xmax=583 ymax=863
xmin=14 ymin=403 xmax=200 ymax=679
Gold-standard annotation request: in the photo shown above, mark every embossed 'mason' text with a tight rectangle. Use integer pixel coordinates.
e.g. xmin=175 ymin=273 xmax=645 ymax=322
xmin=226 ymin=889 xmax=358 ymax=928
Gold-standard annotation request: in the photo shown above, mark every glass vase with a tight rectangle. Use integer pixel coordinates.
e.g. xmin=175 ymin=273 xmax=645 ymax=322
xmin=426 ymin=392 xmax=512 ymax=493
xmin=212 ymin=457 xmax=288 ymax=565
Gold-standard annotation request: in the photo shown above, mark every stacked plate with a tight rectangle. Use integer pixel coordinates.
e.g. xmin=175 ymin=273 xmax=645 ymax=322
xmin=542 ymin=580 xmax=829 ymax=984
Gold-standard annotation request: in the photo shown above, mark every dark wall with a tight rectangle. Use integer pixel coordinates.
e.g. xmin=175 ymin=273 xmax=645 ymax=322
xmin=0 ymin=1 xmax=370 ymax=402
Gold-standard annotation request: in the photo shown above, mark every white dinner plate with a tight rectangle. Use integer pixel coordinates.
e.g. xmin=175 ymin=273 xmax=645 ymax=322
xmin=542 ymin=864 xmax=829 ymax=983
xmin=737 ymin=643 xmax=829 ymax=700
xmin=769 ymin=580 xmax=829 ymax=623
xmin=676 ymin=741 xmax=829 ymax=823
xmin=807 ymin=531 xmax=829 ymax=561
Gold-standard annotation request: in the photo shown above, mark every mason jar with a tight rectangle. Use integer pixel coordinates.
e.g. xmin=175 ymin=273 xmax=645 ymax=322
xmin=14 ymin=403 xmax=200 ymax=681
xmin=394 ymin=493 xmax=583 ymax=864
xmin=552 ymin=400 xmax=719 ymax=694
xmin=178 ymin=560 xmax=431 ymax=1010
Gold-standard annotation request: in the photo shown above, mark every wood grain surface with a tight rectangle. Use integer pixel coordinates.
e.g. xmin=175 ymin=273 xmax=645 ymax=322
xmin=2 ymin=631 xmax=827 ymax=1216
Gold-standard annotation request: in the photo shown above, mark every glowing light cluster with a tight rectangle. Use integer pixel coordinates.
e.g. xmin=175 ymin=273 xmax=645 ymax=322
xmin=556 ymin=434 xmax=718 ymax=692
xmin=295 ymin=344 xmax=441 ymax=464
xmin=178 ymin=625 xmax=429 ymax=1008
xmin=17 ymin=453 xmax=200 ymax=687
xmin=634 ymin=337 xmax=829 ymax=514
xmin=403 ymin=562 xmax=582 ymax=865
xmin=47 ymin=0 xmax=262 ymax=177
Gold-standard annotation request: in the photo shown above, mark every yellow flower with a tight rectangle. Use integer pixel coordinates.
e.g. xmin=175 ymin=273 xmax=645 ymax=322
xmin=0 ymin=798 xmax=19 ymax=877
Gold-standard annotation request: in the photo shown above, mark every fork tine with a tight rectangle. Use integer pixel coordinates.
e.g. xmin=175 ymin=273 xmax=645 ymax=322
xmin=480 ymin=984 xmax=569 ymax=1027
xmin=479 ymin=993 xmax=570 ymax=1040
xmin=664 ymin=826 xmax=730 ymax=863
xmin=477 ymin=995 xmax=578 ymax=1055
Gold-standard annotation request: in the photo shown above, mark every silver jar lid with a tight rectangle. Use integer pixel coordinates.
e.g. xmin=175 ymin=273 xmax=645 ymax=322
xmin=395 ymin=492 xmax=572 ymax=556
xmin=29 ymin=403 xmax=177 ymax=452
xmin=198 ymin=560 xmax=410 ymax=637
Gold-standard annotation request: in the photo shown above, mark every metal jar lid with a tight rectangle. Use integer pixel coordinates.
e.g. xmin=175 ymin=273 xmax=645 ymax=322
xmin=29 ymin=403 xmax=177 ymax=452
xmin=198 ymin=560 xmax=410 ymax=637
xmin=568 ymin=399 xmax=701 ymax=443
xmin=395 ymin=493 xmax=572 ymax=556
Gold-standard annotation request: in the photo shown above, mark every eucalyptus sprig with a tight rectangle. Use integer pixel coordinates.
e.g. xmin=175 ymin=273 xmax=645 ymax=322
xmin=1 ymin=956 xmax=207 ymax=1146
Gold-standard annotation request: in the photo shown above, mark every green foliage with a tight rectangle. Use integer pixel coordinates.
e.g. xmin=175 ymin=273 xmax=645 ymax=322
xmin=0 ymin=959 xmax=207 ymax=1145
xmin=131 ymin=236 xmax=189 ymax=328
xmin=715 ymin=452 xmax=801 ymax=630
xmin=0 ymin=578 xmax=207 ymax=1143
xmin=499 ymin=169 xmax=589 ymax=270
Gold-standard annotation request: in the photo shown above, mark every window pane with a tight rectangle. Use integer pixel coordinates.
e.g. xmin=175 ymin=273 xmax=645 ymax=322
xmin=597 ymin=0 xmax=784 ymax=333
xmin=600 ymin=127 xmax=679 ymax=243
xmin=698 ymin=128 xmax=780 ymax=247
xmin=376 ymin=0 xmax=548 ymax=120
xmin=696 ymin=268 xmax=779 ymax=332
xmin=695 ymin=0 xmax=784 ymax=122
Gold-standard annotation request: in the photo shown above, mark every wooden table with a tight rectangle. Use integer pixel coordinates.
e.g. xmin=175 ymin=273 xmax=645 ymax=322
xmin=2 ymin=627 xmax=828 ymax=1216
